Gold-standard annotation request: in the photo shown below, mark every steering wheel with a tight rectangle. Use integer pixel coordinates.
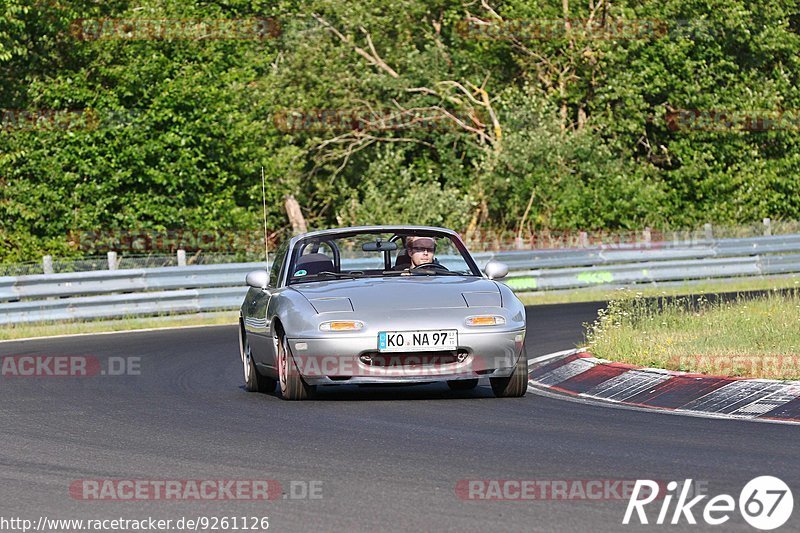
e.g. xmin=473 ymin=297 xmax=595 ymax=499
xmin=410 ymin=262 xmax=449 ymax=272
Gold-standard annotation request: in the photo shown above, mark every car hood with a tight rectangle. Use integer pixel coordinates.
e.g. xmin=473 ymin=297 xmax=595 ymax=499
xmin=290 ymin=276 xmax=501 ymax=313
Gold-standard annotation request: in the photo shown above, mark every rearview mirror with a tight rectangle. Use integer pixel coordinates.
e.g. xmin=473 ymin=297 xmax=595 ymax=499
xmin=362 ymin=239 xmax=398 ymax=252
xmin=484 ymin=261 xmax=509 ymax=280
xmin=245 ymin=270 xmax=269 ymax=289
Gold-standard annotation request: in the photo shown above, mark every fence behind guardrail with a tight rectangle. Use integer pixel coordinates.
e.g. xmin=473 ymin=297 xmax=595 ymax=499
xmin=2 ymin=234 xmax=800 ymax=324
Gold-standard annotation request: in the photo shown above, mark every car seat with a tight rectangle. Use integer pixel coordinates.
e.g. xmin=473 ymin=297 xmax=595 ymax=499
xmin=294 ymin=253 xmax=335 ymax=275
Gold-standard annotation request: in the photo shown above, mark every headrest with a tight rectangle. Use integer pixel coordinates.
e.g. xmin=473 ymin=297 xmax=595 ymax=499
xmin=294 ymin=253 xmax=334 ymax=275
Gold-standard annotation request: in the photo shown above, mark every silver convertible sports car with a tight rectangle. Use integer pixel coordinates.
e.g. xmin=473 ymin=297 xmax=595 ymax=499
xmin=238 ymin=226 xmax=527 ymax=400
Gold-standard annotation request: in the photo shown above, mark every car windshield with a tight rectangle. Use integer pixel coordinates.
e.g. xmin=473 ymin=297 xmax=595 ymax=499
xmin=286 ymin=230 xmax=480 ymax=284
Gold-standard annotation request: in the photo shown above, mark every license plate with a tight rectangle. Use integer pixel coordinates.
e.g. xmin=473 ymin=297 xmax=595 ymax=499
xmin=378 ymin=330 xmax=457 ymax=352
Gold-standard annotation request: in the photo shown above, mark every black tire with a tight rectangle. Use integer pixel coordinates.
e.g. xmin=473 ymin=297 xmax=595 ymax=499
xmin=277 ymin=333 xmax=315 ymax=401
xmin=447 ymin=379 xmax=479 ymax=391
xmin=490 ymin=354 xmax=528 ymax=398
xmin=240 ymin=327 xmax=276 ymax=393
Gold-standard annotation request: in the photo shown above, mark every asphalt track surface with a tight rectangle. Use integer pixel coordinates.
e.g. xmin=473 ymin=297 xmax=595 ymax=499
xmin=1 ymin=301 xmax=798 ymax=532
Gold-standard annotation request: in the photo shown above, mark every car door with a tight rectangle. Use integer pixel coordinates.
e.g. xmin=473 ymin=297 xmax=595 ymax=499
xmin=246 ymin=242 xmax=288 ymax=374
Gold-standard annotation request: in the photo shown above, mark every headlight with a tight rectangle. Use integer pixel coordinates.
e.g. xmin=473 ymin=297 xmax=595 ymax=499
xmin=465 ymin=315 xmax=506 ymax=327
xmin=319 ymin=320 xmax=364 ymax=332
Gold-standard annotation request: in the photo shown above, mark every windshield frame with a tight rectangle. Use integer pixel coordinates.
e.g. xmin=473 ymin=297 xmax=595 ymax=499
xmin=282 ymin=227 xmax=482 ymax=286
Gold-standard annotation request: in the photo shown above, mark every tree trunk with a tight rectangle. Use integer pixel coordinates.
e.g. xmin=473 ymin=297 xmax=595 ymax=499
xmin=284 ymin=194 xmax=308 ymax=234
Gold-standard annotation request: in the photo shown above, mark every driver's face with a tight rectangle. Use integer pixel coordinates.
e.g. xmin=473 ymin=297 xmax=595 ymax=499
xmin=408 ymin=237 xmax=435 ymax=266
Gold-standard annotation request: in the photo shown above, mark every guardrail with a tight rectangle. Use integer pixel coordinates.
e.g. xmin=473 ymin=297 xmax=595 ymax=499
xmin=0 ymin=263 xmax=266 ymax=325
xmin=2 ymin=234 xmax=800 ymax=325
xmin=475 ymin=234 xmax=800 ymax=291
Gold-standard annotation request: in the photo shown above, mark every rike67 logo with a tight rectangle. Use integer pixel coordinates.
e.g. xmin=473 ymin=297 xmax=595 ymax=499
xmin=624 ymin=477 xmax=793 ymax=530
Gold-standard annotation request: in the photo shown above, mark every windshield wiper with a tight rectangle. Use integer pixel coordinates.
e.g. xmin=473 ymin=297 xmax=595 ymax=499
xmin=314 ymin=271 xmax=359 ymax=279
xmin=290 ymin=271 xmax=360 ymax=284
xmin=409 ymin=270 xmax=461 ymax=276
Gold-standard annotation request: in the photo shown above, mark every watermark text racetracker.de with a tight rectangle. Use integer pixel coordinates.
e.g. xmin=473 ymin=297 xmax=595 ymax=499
xmin=455 ymin=17 xmax=667 ymax=41
xmin=455 ymin=17 xmax=759 ymax=43
xmin=68 ymin=479 xmax=323 ymax=501
xmin=0 ymin=355 xmax=140 ymax=378
xmin=273 ymin=107 xmax=481 ymax=133
xmin=456 ymin=479 xmax=687 ymax=501
xmin=68 ymin=228 xmax=269 ymax=254
xmin=1 ymin=108 xmax=143 ymax=132
xmin=69 ymin=18 xmax=280 ymax=41
xmin=289 ymin=352 xmax=525 ymax=378
xmin=669 ymin=355 xmax=800 ymax=378
xmin=665 ymin=109 xmax=800 ymax=132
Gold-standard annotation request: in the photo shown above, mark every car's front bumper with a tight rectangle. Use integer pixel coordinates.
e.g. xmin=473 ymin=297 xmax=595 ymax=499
xmin=287 ymin=329 xmax=525 ymax=385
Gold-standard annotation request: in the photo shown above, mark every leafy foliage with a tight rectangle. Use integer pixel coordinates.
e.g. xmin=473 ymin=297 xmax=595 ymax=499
xmin=1 ymin=0 xmax=799 ymax=261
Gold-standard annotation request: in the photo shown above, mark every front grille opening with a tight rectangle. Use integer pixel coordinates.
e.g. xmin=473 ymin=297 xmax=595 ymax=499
xmin=359 ymin=351 xmax=465 ymax=367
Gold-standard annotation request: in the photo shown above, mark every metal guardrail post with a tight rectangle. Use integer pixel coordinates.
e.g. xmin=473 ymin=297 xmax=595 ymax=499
xmin=107 ymin=251 xmax=117 ymax=271
xmin=177 ymin=249 xmax=187 ymax=267
xmin=42 ymin=255 xmax=53 ymax=275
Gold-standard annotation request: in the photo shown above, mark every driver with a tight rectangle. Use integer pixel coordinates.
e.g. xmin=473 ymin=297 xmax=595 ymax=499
xmin=406 ymin=236 xmax=436 ymax=267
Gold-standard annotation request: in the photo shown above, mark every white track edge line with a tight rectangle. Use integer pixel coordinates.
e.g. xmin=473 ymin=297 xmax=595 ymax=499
xmin=525 ymin=348 xmax=800 ymax=426
xmin=526 ymin=383 xmax=800 ymax=426
xmin=0 ymin=321 xmax=237 ymax=343
xmin=528 ymin=347 xmax=581 ymax=366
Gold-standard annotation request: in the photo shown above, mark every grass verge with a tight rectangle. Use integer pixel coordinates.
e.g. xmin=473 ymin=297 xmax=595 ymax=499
xmin=518 ymin=275 xmax=800 ymax=306
xmin=0 ymin=311 xmax=238 ymax=341
xmin=584 ymin=289 xmax=800 ymax=380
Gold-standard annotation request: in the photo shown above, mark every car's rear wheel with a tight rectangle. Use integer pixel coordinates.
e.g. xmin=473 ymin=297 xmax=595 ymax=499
xmin=447 ymin=379 xmax=479 ymax=391
xmin=277 ymin=333 xmax=315 ymax=401
xmin=490 ymin=355 xmax=528 ymax=398
xmin=240 ymin=328 xmax=276 ymax=393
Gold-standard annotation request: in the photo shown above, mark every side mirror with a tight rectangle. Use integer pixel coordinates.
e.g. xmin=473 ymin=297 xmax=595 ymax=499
xmin=246 ymin=270 xmax=270 ymax=289
xmin=484 ymin=260 xmax=509 ymax=280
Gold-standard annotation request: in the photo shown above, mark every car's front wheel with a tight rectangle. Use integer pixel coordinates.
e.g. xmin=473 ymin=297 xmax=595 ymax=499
xmin=240 ymin=328 xmax=276 ymax=393
xmin=490 ymin=355 xmax=528 ymax=398
xmin=277 ymin=334 xmax=316 ymax=401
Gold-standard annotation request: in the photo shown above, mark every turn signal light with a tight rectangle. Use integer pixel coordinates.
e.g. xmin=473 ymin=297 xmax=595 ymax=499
xmin=320 ymin=320 xmax=364 ymax=332
xmin=465 ymin=315 xmax=506 ymax=327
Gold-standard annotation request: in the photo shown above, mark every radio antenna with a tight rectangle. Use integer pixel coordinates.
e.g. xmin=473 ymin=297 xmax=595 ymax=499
xmin=261 ymin=166 xmax=269 ymax=268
